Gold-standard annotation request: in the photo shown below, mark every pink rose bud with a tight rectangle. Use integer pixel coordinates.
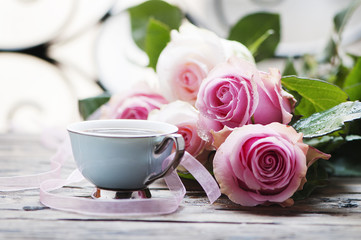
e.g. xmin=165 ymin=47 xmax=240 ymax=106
xmin=253 ymin=68 xmax=296 ymax=125
xmin=195 ymin=57 xmax=259 ymax=140
xmin=101 ymin=91 xmax=168 ymax=120
xmin=212 ymin=123 xmax=330 ymax=207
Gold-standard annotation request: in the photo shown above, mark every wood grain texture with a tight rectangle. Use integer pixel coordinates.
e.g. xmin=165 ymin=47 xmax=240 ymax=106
xmin=0 ymin=134 xmax=360 ymax=240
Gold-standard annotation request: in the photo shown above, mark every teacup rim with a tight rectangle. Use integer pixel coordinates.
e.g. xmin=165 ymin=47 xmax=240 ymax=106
xmin=67 ymin=119 xmax=178 ymax=138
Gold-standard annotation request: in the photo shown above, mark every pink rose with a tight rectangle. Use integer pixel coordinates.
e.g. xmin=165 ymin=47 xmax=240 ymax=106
xmin=101 ymin=91 xmax=168 ymax=120
xmin=212 ymin=123 xmax=330 ymax=206
xmin=195 ymin=57 xmax=259 ymax=138
xmin=156 ymin=22 xmax=254 ymax=105
xmin=148 ymin=101 xmax=207 ymax=158
xmin=253 ymin=68 xmax=296 ymax=125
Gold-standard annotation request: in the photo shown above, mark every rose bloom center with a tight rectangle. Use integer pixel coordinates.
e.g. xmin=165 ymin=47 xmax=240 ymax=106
xmin=176 ymin=63 xmax=206 ymax=91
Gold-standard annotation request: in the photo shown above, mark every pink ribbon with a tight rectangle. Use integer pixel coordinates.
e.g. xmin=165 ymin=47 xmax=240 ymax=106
xmin=1 ymin=136 xmax=221 ymax=215
xmin=39 ymin=168 xmax=185 ymax=216
xmin=0 ymin=138 xmax=71 ymax=191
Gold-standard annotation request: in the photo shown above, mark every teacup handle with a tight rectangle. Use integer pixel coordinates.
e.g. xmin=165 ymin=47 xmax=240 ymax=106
xmin=144 ymin=133 xmax=185 ymax=185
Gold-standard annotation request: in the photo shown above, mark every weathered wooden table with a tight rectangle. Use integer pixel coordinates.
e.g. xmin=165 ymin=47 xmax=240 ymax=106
xmin=1 ymin=134 xmax=360 ymax=239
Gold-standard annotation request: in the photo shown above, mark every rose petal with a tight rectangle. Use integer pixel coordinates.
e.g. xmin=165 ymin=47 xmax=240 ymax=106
xmin=213 ymin=146 xmax=263 ymax=206
xmin=210 ymin=126 xmax=233 ymax=149
xmin=253 ymin=68 xmax=296 ymax=125
xmin=306 ymin=146 xmax=331 ymax=167
xmin=279 ymin=198 xmax=295 ymax=207
xmin=101 ymin=91 xmax=168 ymax=120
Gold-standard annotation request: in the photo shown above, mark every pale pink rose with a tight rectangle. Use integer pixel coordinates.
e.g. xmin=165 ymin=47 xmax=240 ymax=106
xmin=212 ymin=123 xmax=330 ymax=206
xmin=253 ymin=68 xmax=296 ymax=125
xmin=148 ymin=101 xmax=207 ymax=158
xmin=195 ymin=57 xmax=259 ymax=139
xmin=101 ymin=91 xmax=168 ymax=120
xmin=156 ymin=22 xmax=254 ymax=104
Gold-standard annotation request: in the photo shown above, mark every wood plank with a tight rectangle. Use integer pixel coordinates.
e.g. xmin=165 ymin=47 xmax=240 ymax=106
xmin=0 ymin=218 xmax=360 ymax=240
xmin=1 ymin=134 xmax=361 ymax=239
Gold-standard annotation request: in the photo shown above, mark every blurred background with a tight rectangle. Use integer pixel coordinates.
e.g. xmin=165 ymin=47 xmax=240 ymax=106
xmin=1 ymin=0 xmax=361 ymax=133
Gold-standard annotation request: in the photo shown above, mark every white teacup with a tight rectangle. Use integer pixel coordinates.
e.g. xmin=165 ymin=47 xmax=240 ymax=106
xmin=67 ymin=119 xmax=185 ymax=191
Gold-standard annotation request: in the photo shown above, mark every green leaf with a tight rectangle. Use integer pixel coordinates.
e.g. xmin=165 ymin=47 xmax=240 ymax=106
xmin=78 ymin=93 xmax=111 ymax=120
xmin=292 ymin=101 xmax=361 ymax=138
xmin=145 ymin=18 xmax=171 ymax=70
xmin=346 ymin=52 xmax=361 ymax=63
xmin=128 ymin=0 xmax=183 ymax=51
xmin=331 ymin=63 xmax=351 ymax=88
xmin=177 ymin=171 xmax=196 ymax=181
xmin=282 ymin=58 xmax=297 ymax=76
xmin=343 ymin=57 xmax=361 ymax=101
xmin=318 ymin=1 xmax=361 ymax=66
xmin=228 ymin=12 xmax=280 ymax=62
xmin=334 ymin=6 xmax=348 ymax=34
xmin=304 ymin=134 xmax=361 ymax=153
xmin=248 ymin=29 xmax=274 ymax=55
xmin=281 ymin=76 xmax=349 ymax=117
xmin=349 ymin=118 xmax=361 ymax=135
xmin=334 ymin=0 xmax=361 ymax=34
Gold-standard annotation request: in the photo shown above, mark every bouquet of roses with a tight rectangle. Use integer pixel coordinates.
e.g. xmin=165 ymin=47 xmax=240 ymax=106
xmin=79 ymin=1 xmax=361 ymax=207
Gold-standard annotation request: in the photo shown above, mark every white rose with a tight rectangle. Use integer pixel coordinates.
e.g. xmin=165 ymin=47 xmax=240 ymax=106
xmin=156 ymin=22 xmax=254 ymax=105
xmin=148 ymin=100 xmax=207 ymax=158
